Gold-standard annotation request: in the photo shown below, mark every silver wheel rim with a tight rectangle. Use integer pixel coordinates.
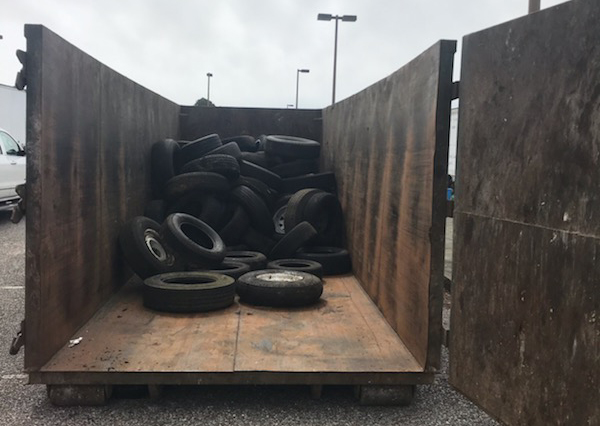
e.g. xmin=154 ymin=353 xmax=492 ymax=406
xmin=144 ymin=229 xmax=168 ymax=262
xmin=256 ymin=272 xmax=303 ymax=282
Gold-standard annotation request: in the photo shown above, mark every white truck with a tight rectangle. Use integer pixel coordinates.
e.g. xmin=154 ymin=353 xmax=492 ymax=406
xmin=0 ymin=128 xmax=25 ymax=210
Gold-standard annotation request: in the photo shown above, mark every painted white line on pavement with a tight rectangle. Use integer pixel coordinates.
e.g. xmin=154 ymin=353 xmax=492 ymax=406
xmin=0 ymin=286 xmax=24 ymax=289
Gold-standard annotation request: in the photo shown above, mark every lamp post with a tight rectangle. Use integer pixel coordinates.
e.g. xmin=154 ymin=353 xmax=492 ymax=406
xmin=528 ymin=0 xmax=541 ymax=13
xmin=295 ymin=69 xmax=310 ymax=109
xmin=206 ymin=72 xmax=213 ymax=102
xmin=318 ymin=13 xmax=357 ymax=105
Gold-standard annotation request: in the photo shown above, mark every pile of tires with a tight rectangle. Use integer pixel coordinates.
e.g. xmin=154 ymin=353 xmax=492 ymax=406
xmin=118 ymin=133 xmax=352 ymax=313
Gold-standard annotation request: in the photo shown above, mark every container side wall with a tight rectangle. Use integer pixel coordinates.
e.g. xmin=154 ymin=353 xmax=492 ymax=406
xmin=179 ymin=107 xmax=322 ymax=142
xmin=24 ymin=25 xmax=180 ymax=370
xmin=321 ymin=41 xmax=456 ymax=369
xmin=451 ymin=1 xmax=600 ymax=424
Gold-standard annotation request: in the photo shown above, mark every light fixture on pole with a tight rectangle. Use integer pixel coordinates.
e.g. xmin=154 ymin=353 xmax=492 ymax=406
xmin=295 ymin=69 xmax=310 ymax=109
xmin=206 ymin=73 xmax=213 ymax=102
xmin=318 ymin=13 xmax=357 ymax=105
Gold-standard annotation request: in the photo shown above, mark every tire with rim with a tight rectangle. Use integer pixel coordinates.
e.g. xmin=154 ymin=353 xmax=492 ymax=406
xmin=151 ymin=139 xmax=180 ymax=198
xmin=225 ymin=251 xmax=268 ymax=270
xmin=119 ymin=216 xmax=180 ymax=279
xmin=143 ymin=272 xmax=235 ymax=313
xmin=237 ymin=269 xmax=323 ymax=307
xmin=160 ymin=213 xmax=226 ymax=267
xmin=269 ymin=221 xmax=317 ymax=260
xmin=294 ymin=246 xmax=352 ymax=276
xmin=272 ymin=195 xmax=292 ymax=235
xmin=267 ymin=259 xmax=323 ymax=278
xmin=265 ymin=135 xmax=321 ymax=159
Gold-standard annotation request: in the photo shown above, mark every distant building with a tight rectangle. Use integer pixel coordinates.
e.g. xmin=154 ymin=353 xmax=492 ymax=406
xmin=0 ymin=83 xmax=26 ymax=144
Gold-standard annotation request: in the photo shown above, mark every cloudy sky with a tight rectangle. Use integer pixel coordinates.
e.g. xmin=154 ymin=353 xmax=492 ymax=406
xmin=1 ymin=0 xmax=567 ymax=109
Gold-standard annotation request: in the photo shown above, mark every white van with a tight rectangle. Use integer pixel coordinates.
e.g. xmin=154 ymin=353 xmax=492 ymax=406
xmin=0 ymin=128 xmax=26 ymax=210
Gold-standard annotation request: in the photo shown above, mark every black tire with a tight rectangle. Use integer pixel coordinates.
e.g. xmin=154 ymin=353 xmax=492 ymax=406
xmin=267 ymin=259 xmax=323 ymax=279
xmin=164 ymin=172 xmax=229 ymax=202
xmin=294 ymin=247 xmax=352 ymax=276
xmin=176 ymin=134 xmax=222 ymax=169
xmin=284 ymin=188 xmax=322 ymax=233
xmin=282 ymin=172 xmax=337 ymax=194
xmin=205 ymin=141 xmax=243 ymax=159
xmin=119 ymin=216 xmax=180 ymax=279
xmin=151 ymin=139 xmax=180 ymax=198
xmin=189 ymin=260 xmax=251 ymax=281
xmin=160 ymin=213 xmax=226 ymax=267
xmin=180 ymin=154 xmax=240 ymax=181
xmin=219 ymin=206 xmax=250 ymax=245
xmin=302 ymin=191 xmax=344 ymax=245
xmin=265 ymin=135 xmax=321 ymax=159
xmin=239 ymin=160 xmax=283 ymax=191
xmin=272 ymin=195 xmax=292 ymax=235
xmin=269 ymin=221 xmax=317 ymax=260
xmin=240 ymin=151 xmax=270 ymax=168
xmin=270 ymin=159 xmax=319 ymax=178
xmin=237 ymin=269 xmax=323 ymax=307
xmin=195 ymin=195 xmax=229 ymax=230
xmin=225 ymin=250 xmax=268 ymax=270
xmin=233 ymin=177 xmax=277 ymax=210
xmin=231 ymin=185 xmax=274 ymax=235
xmin=256 ymin=134 xmax=268 ymax=151
xmin=222 ymin=135 xmax=259 ymax=152
xmin=144 ymin=200 xmax=166 ymax=224
xmin=242 ymin=227 xmax=276 ymax=255
xmin=143 ymin=272 xmax=235 ymax=313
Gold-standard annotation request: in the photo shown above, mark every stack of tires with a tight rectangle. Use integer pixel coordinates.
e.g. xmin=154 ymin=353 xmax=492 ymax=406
xmin=119 ymin=133 xmax=351 ymax=313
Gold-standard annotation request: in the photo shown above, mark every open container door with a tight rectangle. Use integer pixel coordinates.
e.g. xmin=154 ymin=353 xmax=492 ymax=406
xmin=451 ymin=1 xmax=600 ymax=425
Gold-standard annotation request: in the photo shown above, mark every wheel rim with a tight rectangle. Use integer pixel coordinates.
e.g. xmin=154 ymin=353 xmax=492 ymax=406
xmin=273 ymin=205 xmax=287 ymax=234
xmin=256 ymin=272 xmax=303 ymax=282
xmin=144 ymin=229 xmax=175 ymax=265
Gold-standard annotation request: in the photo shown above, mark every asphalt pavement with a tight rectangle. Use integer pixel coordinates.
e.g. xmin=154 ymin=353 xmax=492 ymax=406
xmin=0 ymin=214 xmax=498 ymax=425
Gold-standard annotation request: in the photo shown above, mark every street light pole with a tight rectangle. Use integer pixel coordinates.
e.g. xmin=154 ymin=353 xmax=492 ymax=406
xmin=206 ymin=72 xmax=213 ymax=102
xmin=529 ymin=0 xmax=541 ymax=13
xmin=318 ymin=13 xmax=357 ymax=105
xmin=295 ymin=69 xmax=310 ymax=109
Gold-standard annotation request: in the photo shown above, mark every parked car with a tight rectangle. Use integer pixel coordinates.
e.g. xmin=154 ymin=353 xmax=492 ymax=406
xmin=0 ymin=128 xmax=26 ymax=211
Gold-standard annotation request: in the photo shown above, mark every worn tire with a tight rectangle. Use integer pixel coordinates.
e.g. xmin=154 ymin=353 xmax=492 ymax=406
xmin=160 ymin=213 xmax=226 ymax=267
xmin=151 ymin=139 xmax=180 ymax=198
xmin=176 ymin=134 xmax=222 ymax=168
xmin=295 ymin=247 xmax=352 ymax=276
xmin=225 ymin=251 xmax=268 ymax=270
xmin=180 ymin=154 xmax=240 ymax=181
xmin=271 ymin=159 xmax=319 ymax=178
xmin=119 ymin=216 xmax=180 ymax=279
xmin=222 ymin=135 xmax=259 ymax=152
xmin=219 ymin=206 xmax=250 ymax=245
xmin=267 ymin=259 xmax=323 ymax=279
xmin=239 ymin=160 xmax=283 ymax=191
xmin=233 ymin=177 xmax=277 ymax=210
xmin=282 ymin=172 xmax=337 ymax=194
xmin=164 ymin=172 xmax=229 ymax=202
xmin=237 ymin=269 xmax=323 ymax=307
xmin=303 ymin=191 xmax=344 ymax=245
xmin=284 ymin=188 xmax=322 ymax=233
xmin=231 ymin=185 xmax=274 ymax=235
xmin=143 ymin=272 xmax=235 ymax=313
xmin=240 ymin=151 xmax=270 ymax=168
xmin=144 ymin=200 xmax=166 ymax=224
xmin=269 ymin=221 xmax=317 ymax=260
xmin=189 ymin=260 xmax=251 ymax=281
xmin=242 ymin=227 xmax=276 ymax=255
xmin=265 ymin=135 xmax=321 ymax=159
xmin=205 ymin=141 xmax=243 ymax=159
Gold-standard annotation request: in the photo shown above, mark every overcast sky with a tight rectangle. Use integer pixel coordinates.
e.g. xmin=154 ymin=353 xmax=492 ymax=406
xmin=1 ymin=0 xmax=567 ymax=109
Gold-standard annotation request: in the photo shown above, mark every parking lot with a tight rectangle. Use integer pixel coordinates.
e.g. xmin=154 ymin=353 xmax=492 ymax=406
xmin=0 ymin=213 xmax=496 ymax=425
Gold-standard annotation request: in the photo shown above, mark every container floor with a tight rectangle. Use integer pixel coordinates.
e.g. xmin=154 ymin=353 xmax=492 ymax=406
xmin=32 ymin=275 xmax=425 ymax=385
